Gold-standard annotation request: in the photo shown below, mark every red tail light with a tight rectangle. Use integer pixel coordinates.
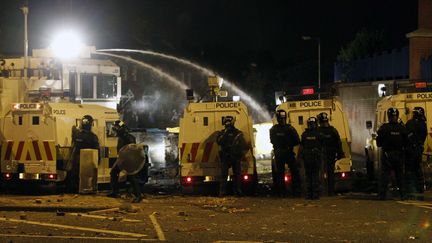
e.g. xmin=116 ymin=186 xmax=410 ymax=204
xmin=340 ymin=172 xmax=348 ymax=179
xmin=48 ymin=174 xmax=57 ymax=179
xmin=186 ymin=177 xmax=192 ymax=183
xmin=243 ymin=175 xmax=249 ymax=181
xmin=3 ymin=173 xmax=12 ymax=180
xmin=284 ymin=174 xmax=291 ymax=183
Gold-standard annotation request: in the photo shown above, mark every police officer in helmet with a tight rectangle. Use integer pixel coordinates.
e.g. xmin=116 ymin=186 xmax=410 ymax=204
xmin=113 ymin=120 xmax=136 ymax=152
xmin=108 ymin=121 xmax=144 ymax=203
xmin=300 ymin=117 xmax=323 ymax=200
xmin=217 ymin=116 xmax=248 ymax=196
xmin=317 ymin=112 xmax=344 ymax=196
xmin=270 ymin=110 xmax=301 ymax=197
xmin=69 ymin=115 xmax=100 ymax=192
xmin=405 ymin=107 xmax=427 ymax=194
xmin=376 ymin=108 xmax=408 ymax=200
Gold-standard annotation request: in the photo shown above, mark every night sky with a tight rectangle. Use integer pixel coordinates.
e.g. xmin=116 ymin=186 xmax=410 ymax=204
xmin=0 ymin=0 xmax=418 ymax=116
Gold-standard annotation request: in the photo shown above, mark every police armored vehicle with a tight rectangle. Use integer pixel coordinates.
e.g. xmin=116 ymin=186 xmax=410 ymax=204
xmin=178 ymin=76 xmax=257 ymax=194
xmin=365 ymin=81 xmax=432 ymax=189
xmin=0 ymin=45 xmax=148 ymax=191
xmin=274 ymin=88 xmax=353 ymax=191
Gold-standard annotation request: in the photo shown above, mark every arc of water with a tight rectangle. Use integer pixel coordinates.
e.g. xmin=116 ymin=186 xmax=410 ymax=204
xmin=223 ymin=82 xmax=272 ymax=122
xmin=97 ymin=48 xmax=214 ymax=76
xmin=97 ymin=49 xmax=272 ymax=121
xmin=94 ymin=52 xmax=188 ymax=90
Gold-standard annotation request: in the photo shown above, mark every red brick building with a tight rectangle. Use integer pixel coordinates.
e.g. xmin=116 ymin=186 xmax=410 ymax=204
xmin=407 ymin=0 xmax=432 ymax=80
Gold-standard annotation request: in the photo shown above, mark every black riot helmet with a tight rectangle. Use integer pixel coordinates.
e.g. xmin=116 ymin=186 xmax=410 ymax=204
xmin=81 ymin=115 xmax=94 ymax=131
xmin=223 ymin=116 xmax=235 ymax=128
xmin=317 ymin=112 xmax=329 ymax=126
xmin=387 ymin=108 xmax=399 ymax=123
xmin=276 ymin=110 xmax=287 ymax=124
xmin=113 ymin=120 xmax=128 ymax=136
xmin=413 ymin=107 xmax=426 ymax=120
xmin=307 ymin=117 xmax=318 ymax=129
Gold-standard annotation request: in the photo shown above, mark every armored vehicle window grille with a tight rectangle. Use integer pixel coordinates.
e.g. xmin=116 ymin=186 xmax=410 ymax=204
xmin=298 ymin=116 xmax=304 ymax=125
xmin=32 ymin=116 xmax=40 ymax=125
xmin=203 ymin=117 xmax=208 ymax=126
xmin=106 ymin=121 xmax=117 ymax=137
xmin=97 ymin=75 xmax=117 ymax=99
xmin=18 ymin=116 xmax=23 ymax=125
xmin=81 ymin=74 xmax=94 ymax=98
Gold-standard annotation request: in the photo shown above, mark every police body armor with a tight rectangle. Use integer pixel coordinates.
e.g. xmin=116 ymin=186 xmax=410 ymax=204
xmin=218 ymin=128 xmax=245 ymax=159
xmin=270 ymin=124 xmax=300 ymax=152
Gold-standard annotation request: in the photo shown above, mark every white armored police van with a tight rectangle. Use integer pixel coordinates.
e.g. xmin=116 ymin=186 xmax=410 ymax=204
xmin=365 ymin=81 xmax=432 ymax=189
xmin=178 ymin=76 xmax=257 ymax=194
xmin=274 ymin=88 xmax=353 ymax=191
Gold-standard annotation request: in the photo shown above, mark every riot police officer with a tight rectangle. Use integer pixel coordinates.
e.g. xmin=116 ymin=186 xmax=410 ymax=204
xmin=69 ymin=115 xmax=100 ymax=192
xmin=270 ymin=110 xmax=301 ymax=197
xmin=107 ymin=121 xmax=144 ymax=203
xmin=376 ymin=108 xmax=409 ymax=200
xmin=317 ymin=112 xmax=344 ymax=196
xmin=406 ymin=107 xmax=427 ymax=194
xmin=217 ymin=116 xmax=248 ymax=196
xmin=300 ymin=117 xmax=323 ymax=200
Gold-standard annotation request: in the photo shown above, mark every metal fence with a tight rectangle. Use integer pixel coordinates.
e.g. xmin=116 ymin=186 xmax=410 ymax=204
xmin=334 ymin=47 xmax=409 ymax=82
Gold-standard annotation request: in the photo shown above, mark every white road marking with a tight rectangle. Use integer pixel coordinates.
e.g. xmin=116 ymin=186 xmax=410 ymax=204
xmin=149 ymin=212 xmax=166 ymax=241
xmin=397 ymin=201 xmax=432 ymax=209
xmin=0 ymin=217 xmax=148 ymax=238
xmin=214 ymin=241 xmax=289 ymax=243
xmin=87 ymin=207 xmax=120 ymax=214
xmin=67 ymin=212 xmax=143 ymax=222
xmin=0 ymin=233 xmax=158 ymax=241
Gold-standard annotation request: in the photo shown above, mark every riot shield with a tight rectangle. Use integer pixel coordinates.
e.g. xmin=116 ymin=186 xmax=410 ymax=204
xmin=79 ymin=149 xmax=98 ymax=194
xmin=115 ymin=144 xmax=148 ymax=175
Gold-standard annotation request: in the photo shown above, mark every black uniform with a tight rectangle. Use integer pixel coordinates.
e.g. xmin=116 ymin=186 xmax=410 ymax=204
xmin=300 ymin=128 xmax=323 ymax=200
xmin=376 ymin=122 xmax=409 ymax=200
xmin=317 ymin=126 xmax=343 ymax=196
xmin=270 ymin=123 xmax=301 ymax=196
xmin=217 ymin=126 xmax=247 ymax=196
xmin=69 ymin=129 xmax=100 ymax=192
xmin=109 ymin=132 xmax=142 ymax=201
xmin=406 ymin=117 xmax=427 ymax=193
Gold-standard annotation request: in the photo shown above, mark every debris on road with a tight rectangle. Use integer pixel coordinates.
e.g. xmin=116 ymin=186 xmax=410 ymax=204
xmin=19 ymin=213 xmax=27 ymax=220
xmin=119 ymin=203 xmax=140 ymax=213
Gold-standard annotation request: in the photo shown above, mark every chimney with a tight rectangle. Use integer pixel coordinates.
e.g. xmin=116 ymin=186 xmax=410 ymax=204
xmin=407 ymin=0 xmax=432 ymax=80
xmin=419 ymin=0 xmax=432 ymax=30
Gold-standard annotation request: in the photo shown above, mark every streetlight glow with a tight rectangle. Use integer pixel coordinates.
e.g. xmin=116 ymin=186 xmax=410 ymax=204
xmin=50 ymin=30 xmax=84 ymax=59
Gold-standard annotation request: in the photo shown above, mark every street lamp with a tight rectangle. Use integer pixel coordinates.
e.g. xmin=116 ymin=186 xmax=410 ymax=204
xmin=50 ymin=30 xmax=84 ymax=59
xmin=302 ymin=36 xmax=321 ymax=98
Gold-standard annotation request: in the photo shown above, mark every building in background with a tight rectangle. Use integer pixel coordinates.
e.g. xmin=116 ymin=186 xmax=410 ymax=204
xmin=334 ymin=0 xmax=432 ymax=158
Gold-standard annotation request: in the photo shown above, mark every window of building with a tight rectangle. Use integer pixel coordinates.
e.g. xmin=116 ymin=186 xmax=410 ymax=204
xmin=81 ymin=74 xmax=94 ymax=98
xmin=18 ymin=116 xmax=23 ymax=125
xmin=97 ymin=75 xmax=117 ymax=98
xmin=203 ymin=117 xmax=208 ymax=126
